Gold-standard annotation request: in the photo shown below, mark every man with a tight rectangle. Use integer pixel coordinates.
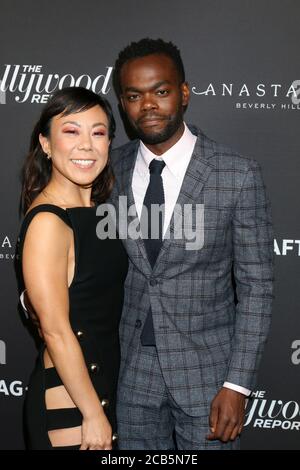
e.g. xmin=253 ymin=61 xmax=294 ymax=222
xmin=110 ymin=38 xmax=274 ymax=450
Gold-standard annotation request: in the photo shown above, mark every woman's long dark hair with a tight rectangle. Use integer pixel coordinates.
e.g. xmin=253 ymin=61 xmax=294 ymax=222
xmin=21 ymin=86 xmax=116 ymax=214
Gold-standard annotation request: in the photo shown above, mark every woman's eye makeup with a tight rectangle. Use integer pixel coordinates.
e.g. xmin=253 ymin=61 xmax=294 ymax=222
xmin=62 ymin=127 xmax=107 ymax=136
xmin=63 ymin=128 xmax=78 ymax=134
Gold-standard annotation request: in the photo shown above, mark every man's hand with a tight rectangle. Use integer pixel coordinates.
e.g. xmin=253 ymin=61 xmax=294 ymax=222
xmin=206 ymin=387 xmax=246 ymax=442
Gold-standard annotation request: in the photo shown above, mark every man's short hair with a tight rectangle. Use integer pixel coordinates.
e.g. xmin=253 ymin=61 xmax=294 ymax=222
xmin=113 ymin=38 xmax=185 ymax=96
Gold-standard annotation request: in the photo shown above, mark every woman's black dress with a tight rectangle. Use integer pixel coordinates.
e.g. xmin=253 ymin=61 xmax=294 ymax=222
xmin=17 ymin=204 xmax=128 ymax=449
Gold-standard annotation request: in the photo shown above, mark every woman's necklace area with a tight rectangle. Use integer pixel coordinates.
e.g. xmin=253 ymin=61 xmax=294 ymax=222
xmin=42 ymin=189 xmax=94 ymax=208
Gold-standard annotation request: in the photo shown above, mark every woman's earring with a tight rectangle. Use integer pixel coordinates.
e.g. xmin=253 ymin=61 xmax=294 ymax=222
xmin=47 ymin=154 xmax=51 ymax=160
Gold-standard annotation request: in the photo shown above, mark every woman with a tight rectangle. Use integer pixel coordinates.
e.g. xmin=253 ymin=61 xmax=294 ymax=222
xmin=17 ymin=87 xmax=128 ymax=450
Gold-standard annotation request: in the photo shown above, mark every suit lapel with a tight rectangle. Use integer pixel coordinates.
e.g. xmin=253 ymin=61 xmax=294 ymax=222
xmin=118 ymin=140 xmax=152 ymax=270
xmin=118 ymin=140 xmax=138 ymax=209
xmin=153 ymin=129 xmax=216 ymax=271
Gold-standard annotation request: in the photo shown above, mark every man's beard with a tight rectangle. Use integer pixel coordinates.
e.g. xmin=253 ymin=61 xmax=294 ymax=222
xmin=132 ymin=111 xmax=184 ymax=145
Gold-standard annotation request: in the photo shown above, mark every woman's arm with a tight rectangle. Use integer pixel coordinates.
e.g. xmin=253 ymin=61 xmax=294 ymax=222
xmin=22 ymin=212 xmax=112 ymax=450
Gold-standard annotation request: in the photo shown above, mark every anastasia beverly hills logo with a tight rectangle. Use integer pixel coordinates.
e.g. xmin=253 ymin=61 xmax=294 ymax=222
xmin=192 ymin=80 xmax=300 ymax=110
xmin=0 ymin=234 xmax=15 ymax=261
xmin=0 ymin=64 xmax=113 ymax=103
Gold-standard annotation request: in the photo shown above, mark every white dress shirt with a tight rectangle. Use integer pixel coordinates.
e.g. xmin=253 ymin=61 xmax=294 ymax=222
xmin=132 ymin=123 xmax=197 ymax=237
xmin=132 ymin=122 xmax=250 ymax=397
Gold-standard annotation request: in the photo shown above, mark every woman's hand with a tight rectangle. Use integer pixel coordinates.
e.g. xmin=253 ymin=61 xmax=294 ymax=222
xmin=80 ymin=411 xmax=112 ymax=450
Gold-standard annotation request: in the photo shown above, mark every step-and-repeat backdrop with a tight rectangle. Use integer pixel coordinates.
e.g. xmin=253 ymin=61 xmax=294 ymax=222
xmin=0 ymin=0 xmax=299 ymax=449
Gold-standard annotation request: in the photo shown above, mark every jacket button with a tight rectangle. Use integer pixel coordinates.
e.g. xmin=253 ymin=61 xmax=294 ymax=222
xmin=89 ymin=363 xmax=99 ymax=374
xmin=76 ymin=330 xmax=84 ymax=340
xmin=101 ymin=398 xmax=109 ymax=408
xmin=135 ymin=319 xmax=142 ymax=329
xmin=150 ymin=279 xmax=158 ymax=286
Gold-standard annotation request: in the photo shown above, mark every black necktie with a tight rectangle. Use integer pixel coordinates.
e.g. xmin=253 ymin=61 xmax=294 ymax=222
xmin=140 ymin=159 xmax=166 ymax=346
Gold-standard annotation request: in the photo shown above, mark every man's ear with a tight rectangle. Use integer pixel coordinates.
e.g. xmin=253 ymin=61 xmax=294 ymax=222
xmin=120 ymin=95 xmax=125 ymax=111
xmin=181 ymin=82 xmax=190 ymax=107
xmin=39 ymin=133 xmax=50 ymax=156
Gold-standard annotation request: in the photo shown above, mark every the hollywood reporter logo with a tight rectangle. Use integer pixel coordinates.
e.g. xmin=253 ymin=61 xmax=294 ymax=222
xmin=244 ymin=391 xmax=300 ymax=430
xmin=0 ymin=79 xmax=5 ymax=104
xmin=95 ymin=198 xmax=205 ymax=251
xmin=0 ymin=64 xmax=113 ymax=103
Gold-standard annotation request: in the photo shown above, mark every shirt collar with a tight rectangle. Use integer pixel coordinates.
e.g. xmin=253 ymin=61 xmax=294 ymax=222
xmin=138 ymin=122 xmax=197 ymax=178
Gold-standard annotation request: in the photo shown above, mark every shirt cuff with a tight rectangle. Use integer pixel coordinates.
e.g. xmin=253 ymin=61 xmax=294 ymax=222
xmin=223 ymin=382 xmax=251 ymax=397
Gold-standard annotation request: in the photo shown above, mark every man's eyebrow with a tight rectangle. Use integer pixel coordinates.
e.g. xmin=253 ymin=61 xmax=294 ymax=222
xmin=124 ymin=80 xmax=171 ymax=93
xmin=62 ymin=121 xmax=107 ymax=128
